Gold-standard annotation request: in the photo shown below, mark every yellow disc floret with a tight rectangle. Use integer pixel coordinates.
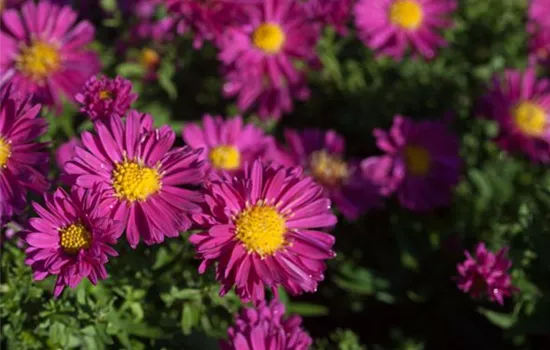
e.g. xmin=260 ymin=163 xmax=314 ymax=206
xmin=235 ymin=204 xmax=287 ymax=256
xmin=0 ymin=136 xmax=11 ymax=168
xmin=209 ymin=145 xmax=241 ymax=170
xmin=60 ymin=222 xmax=91 ymax=254
xmin=309 ymin=150 xmax=349 ymax=187
xmin=252 ymin=23 xmax=286 ymax=54
xmin=99 ymin=90 xmax=113 ymax=100
xmin=513 ymin=101 xmax=547 ymax=137
xmin=404 ymin=145 xmax=431 ymax=176
xmin=389 ymin=0 xmax=424 ymax=30
xmin=16 ymin=40 xmax=61 ymax=82
xmin=112 ymin=160 xmax=162 ymax=202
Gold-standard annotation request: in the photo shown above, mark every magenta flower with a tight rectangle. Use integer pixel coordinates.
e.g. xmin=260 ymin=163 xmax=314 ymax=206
xmin=304 ymin=0 xmax=352 ymax=35
xmin=64 ymin=111 xmax=206 ymax=248
xmin=0 ymin=1 xmax=101 ymax=109
xmin=478 ymin=69 xmax=550 ymax=163
xmin=75 ymin=75 xmax=137 ymax=121
xmin=372 ymin=116 xmax=460 ymax=211
xmin=55 ymin=137 xmax=81 ymax=171
xmin=270 ymin=129 xmax=381 ymax=220
xmin=529 ymin=0 xmax=550 ymax=29
xmin=0 ymin=87 xmax=49 ymax=225
xmin=218 ymin=0 xmax=320 ymax=119
xmin=23 ymin=188 xmax=123 ymax=297
xmin=182 ymin=114 xmax=274 ymax=174
xmin=221 ymin=299 xmax=312 ymax=350
xmin=529 ymin=29 xmax=550 ymax=68
xmin=456 ymin=242 xmax=516 ymax=305
xmin=354 ymin=0 xmax=456 ymax=60
xmin=190 ymin=160 xmax=336 ymax=303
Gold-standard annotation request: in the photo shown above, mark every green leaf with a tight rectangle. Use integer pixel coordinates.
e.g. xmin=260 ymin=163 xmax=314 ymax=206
xmin=477 ymin=307 xmax=517 ymax=329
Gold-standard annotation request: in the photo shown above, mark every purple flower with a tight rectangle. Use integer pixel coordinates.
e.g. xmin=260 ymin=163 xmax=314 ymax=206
xmin=75 ymin=75 xmax=138 ymax=121
xmin=354 ymin=0 xmax=457 ymax=60
xmin=529 ymin=29 xmax=550 ymax=69
xmin=456 ymin=242 xmax=517 ymax=305
xmin=23 ymin=187 xmax=123 ymax=297
xmin=372 ymin=115 xmax=461 ymax=211
xmin=478 ymin=68 xmax=550 ymax=163
xmin=270 ymin=128 xmax=381 ymax=220
xmin=190 ymin=160 xmax=336 ymax=303
xmin=221 ymin=299 xmax=312 ymax=350
xmin=529 ymin=0 xmax=550 ymax=29
xmin=303 ymin=0 xmax=352 ymax=35
xmin=0 ymin=87 xmax=49 ymax=225
xmin=0 ymin=1 xmax=101 ymax=110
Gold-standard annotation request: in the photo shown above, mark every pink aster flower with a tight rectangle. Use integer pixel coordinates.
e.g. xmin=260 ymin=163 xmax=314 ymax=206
xmin=0 ymin=87 xmax=49 ymax=225
xmin=529 ymin=27 xmax=550 ymax=69
xmin=529 ymin=0 xmax=550 ymax=29
xmin=478 ymin=69 xmax=550 ymax=163
xmin=354 ymin=0 xmax=457 ymax=60
xmin=270 ymin=129 xmax=381 ymax=220
xmin=372 ymin=115 xmax=460 ymax=211
xmin=64 ymin=110 xmax=206 ymax=248
xmin=189 ymin=160 xmax=337 ymax=303
xmin=23 ymin=188 xmax=123 ymax=297
xmin=455 ymin=242 xmax=516 ymax=305
xmin=221 ymin=299 xmax=312 ymax=350
xmin=75 ymin=75 xmax=138 ymax=121
xmin=218 ymin=0 xmax=320 ymax=119
xmin=182 ymin=114 xmax=275 ymax=174
xmin=303 ymin=0 xmax=352 ymax=35
xmin=0 ymin=1 xmax=101 ymax=109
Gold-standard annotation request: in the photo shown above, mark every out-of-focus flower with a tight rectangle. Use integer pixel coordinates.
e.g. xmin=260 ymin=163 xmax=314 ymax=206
xmin=372 ymin=115 xmax=461 ymax=211
xmin=75 ymin=75 xmax=137 ymax=121
xmin=529 ymin=29 xmax=550 ymax=68
xmin=354 ymin=0 xmax=457 ymax=60
xmin=23 ymin=188 xmax=123 ymax=297
xmin=190 ymin=160 xmax=336 ymax=303
xmin=456 ymin=242 xmax=517 ymax=305
xmin=182 ymin=114 xmax=274 ymax=174
xmin=478 ymin=68 xmax=550 ymax=163
xmin=270 ymin=128 xmax=381 ymax=220
xmin=0 ymin=1 xmax=101 ymax=110
xmin=218 ymin=0 xmax=320 ymax=120
xmin=303 ymin=0 xmax=352 ymax=35
xmin=64 ymin=111 xmax=206 ymax=248
xmin=0 ymin=87 xmax=49 ymax=225
xmin=55 ymin=137 xmax=81 ymax=171
xmin=529 ymin=0 xmax=550 ymax=29
xmin=221 ymin=299 xmax=312 ymax=350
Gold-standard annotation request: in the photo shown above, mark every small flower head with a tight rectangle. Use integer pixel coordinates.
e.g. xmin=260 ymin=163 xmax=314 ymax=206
xmin=270 ymin=129 xmax=381 ymax=220
xmin=221 ymin=299 xmax=312 ymax=350
xmin=303 ymin=0 xmax=352 ymax=35
xmin=75 ymin=75 xmax=137 ymax=121
xmin=0 ymin=87 xmax=49 ymax=224
xmin=23 ymin=188 xmax=123 ymax=297
xmin=478 ymin=68 xmax=550 ymax=163
xmin=456 ymin=242 xmax=517 ymax=305
xmin=190 ymin=160 xmax=337 ymax=303
xmin=354 ymin=0 xmax=457 ymax=60
xmin=373 ymin=115 xmax=461 ymax=211
xmin=0 ymin=1 xmax=101 ymax=109
xmin=64 ymin=110 xmax=206 ymax=248
xmin=182 ymin=114 xmax=274 ymax=174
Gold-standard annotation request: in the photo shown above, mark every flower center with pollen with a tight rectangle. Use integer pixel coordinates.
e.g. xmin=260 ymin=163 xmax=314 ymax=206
xmin=253 ymin=23 xmax=286 ymax=54
xmin=0 ymin=136 xmax=11 ymax=168
xmin=404 ymin=145 xmax=431 ymax=176
xmin=389 ymin=0 xmax=423 ymax=30
xmin=309 ymin=150 xmax=349 ymax=187
xmin=16 ymin=40 xmax=61 ymax=82
xmin=99 ymin=90 xmax=112 ymax=100
xmin=112 ymin=160 xmax=162 ymax=202
xmin=60 ymin=223 xmax=91 ymax=254
xmin=209 ymin=145 xmax=241 ymax=170
xmin=235 ymin=204 xmax=287 ymax=256
xmin=513 ymin=101 xmax=547 ymax=137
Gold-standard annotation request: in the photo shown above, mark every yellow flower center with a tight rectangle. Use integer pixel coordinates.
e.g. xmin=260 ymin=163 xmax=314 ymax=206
xmin=140 ymin=48 xmax=160 ymax=70
xmin=112 ymin=160 xmax=162 ymax=202
xmin=99 ymin=90 xmax=112 ymax=100
xmin=209 ymin=145 xmax=241 ymax=170
xmin=15 ymin=40 xmax=61 ymax=82
xmin=309 ymin=150 xmax=349 ymax=187
xmin=252 ymin=23 xmax=286 ymax=54
xmin=59 ymin=223 xmax=91 ymax=254
xmin=513 ymin=101 xmax=547 ymax=137
xmin=235 ymin=204 xmax=287 ymax=256
xmin=0 ymin=136 xmax=11 ymax=168
xmin=389 ymin=0 xmax=424 ymax=30
xmin=404 ymin=145 xmax=431 ymax=176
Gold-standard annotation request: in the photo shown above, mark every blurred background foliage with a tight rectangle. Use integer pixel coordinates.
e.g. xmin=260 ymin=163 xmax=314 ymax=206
xmin=2 ymin=0 xmax=550 ymax=349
